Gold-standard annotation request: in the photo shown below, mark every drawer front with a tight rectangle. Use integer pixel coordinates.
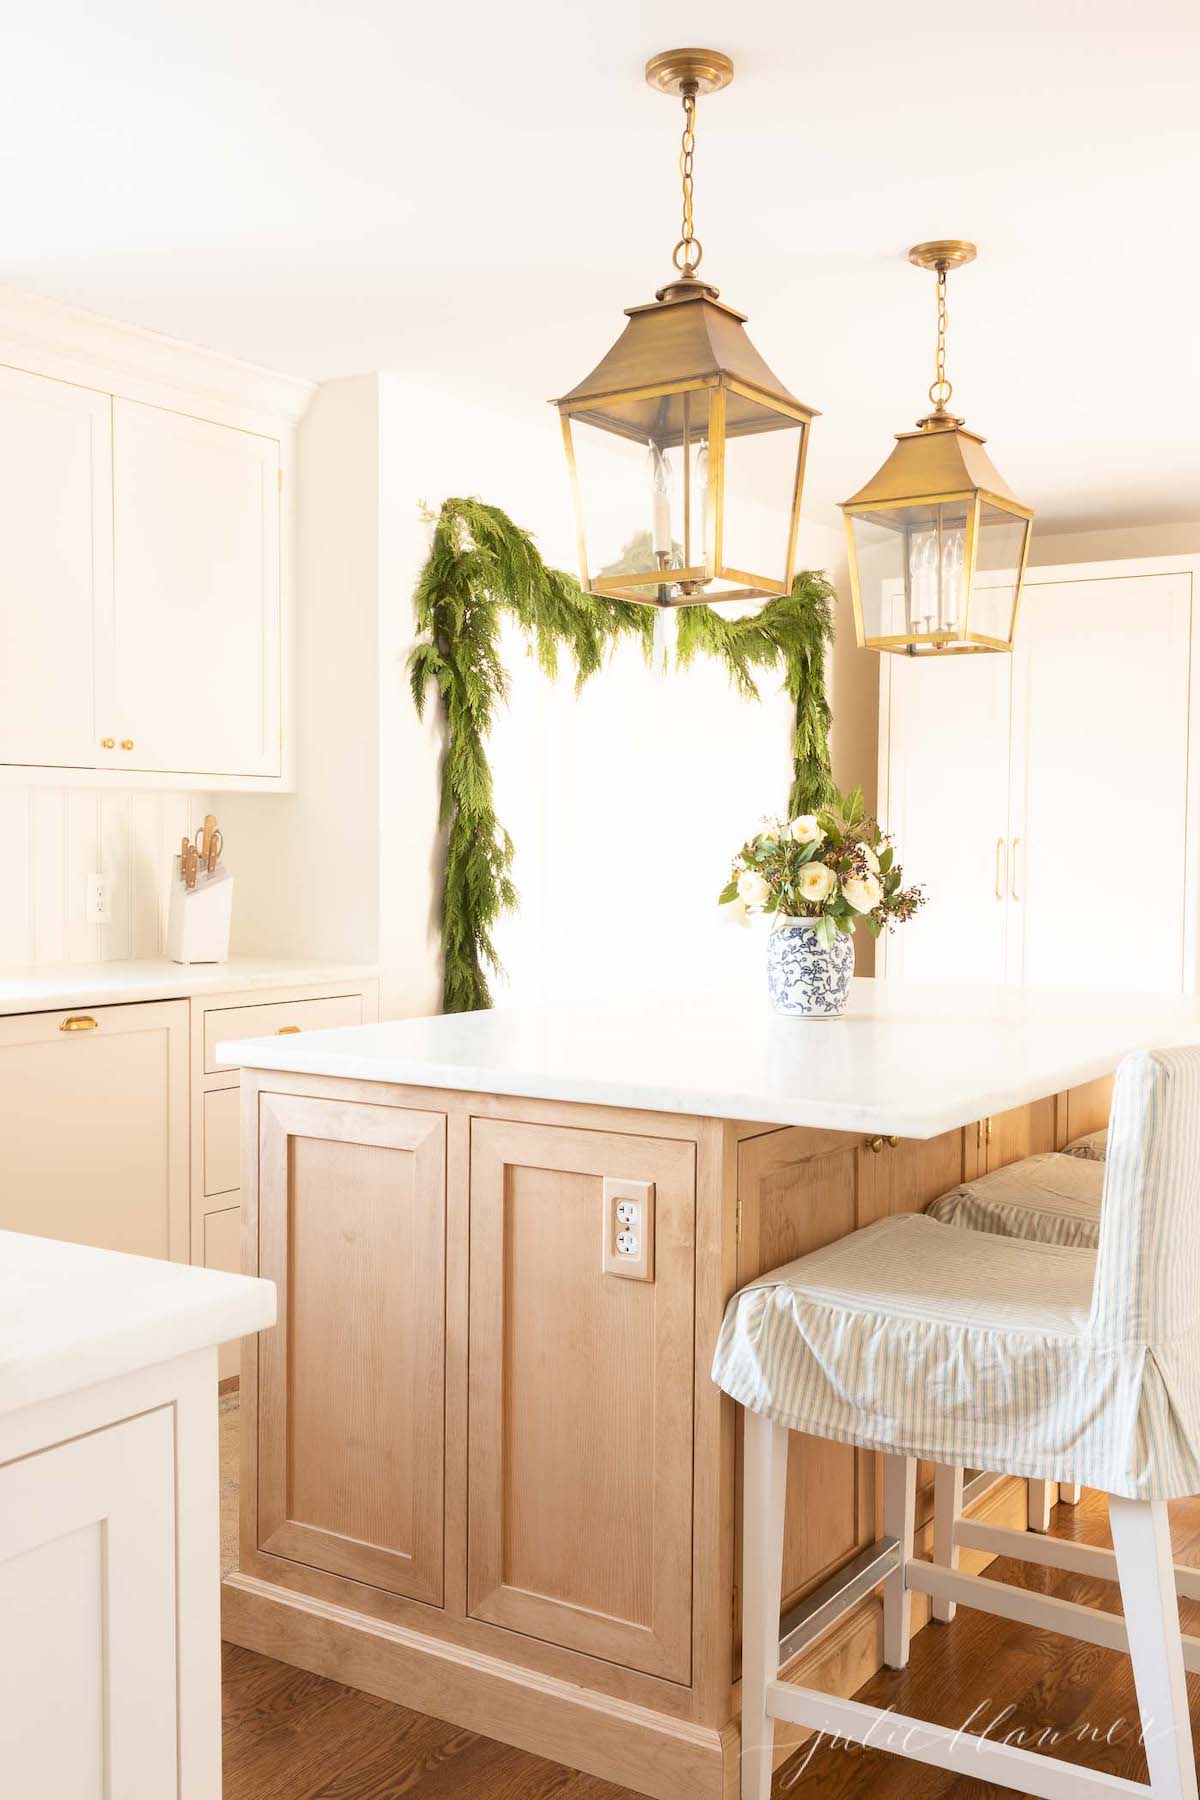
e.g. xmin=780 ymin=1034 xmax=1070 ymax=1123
xmin=203 ymin=1088 xmax=240 ymax=1197
xmin=204 ymin=992 xmax=366 ymax=1073
xmin=203 ymin=1204 xmax=241 ymax=1273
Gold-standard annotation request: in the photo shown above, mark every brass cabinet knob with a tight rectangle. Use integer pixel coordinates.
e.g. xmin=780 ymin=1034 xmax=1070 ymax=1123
xmin=276 ymin=1025 xmax=301 ymax=1035
xmin=865 ymin=1135 xmax=885 ymax=1153
xmin=886 ymin=1135 xmax=899 ymax=1148
xmin=101 ymin=737 xmax=115 ymax=749
xmin=60 ymin=1015 xmax=99 ymax=1033
xmin=120 ymin=739 xmax=134 ymax=751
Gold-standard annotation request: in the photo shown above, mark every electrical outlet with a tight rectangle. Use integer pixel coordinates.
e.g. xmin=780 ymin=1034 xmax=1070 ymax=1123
xmin=85 ymin=873 xmax=109 ymax=925
xmin=602 ymin=1177 xmax=655 ymax=1282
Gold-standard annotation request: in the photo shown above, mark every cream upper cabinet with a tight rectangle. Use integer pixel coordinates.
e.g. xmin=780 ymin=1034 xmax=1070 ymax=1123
xmin=0 ymin=367 xmax=112 ymax=770
xmin=111 ymin=400 xmax=281 ymax=778
xmin=879 ymin=557 xmax=1199 ymax=993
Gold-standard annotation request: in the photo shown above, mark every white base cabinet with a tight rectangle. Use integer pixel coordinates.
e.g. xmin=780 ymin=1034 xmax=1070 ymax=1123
xmin=879 ymin=556 xmax=1200 ymax=993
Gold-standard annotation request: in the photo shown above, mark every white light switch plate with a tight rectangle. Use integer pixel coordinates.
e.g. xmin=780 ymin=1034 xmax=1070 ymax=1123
xmin=602 ymin=1177 xmax=655 ymax=1282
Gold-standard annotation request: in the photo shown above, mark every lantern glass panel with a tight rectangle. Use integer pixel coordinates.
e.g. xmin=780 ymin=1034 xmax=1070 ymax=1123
xmin=966 ymin=501 xmax=1029 ymax=644
xmin=720 ymin=405 xmax=806 ymax=594
xmin=569 ymin=387 xmax=712 ymax=593
xmin=851 ymin=499 xmax=971 ymax=643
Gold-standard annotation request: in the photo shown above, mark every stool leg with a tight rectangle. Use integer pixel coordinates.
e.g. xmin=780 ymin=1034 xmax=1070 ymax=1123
xmin=1027 ymin=1477 xmax=1052 ymax=1532
xmin=1110 ymin=1496 xmax=1198 ymax=1800
xmin=742 ymin=1410 xmax=789 ymax=1800
xmin=1060 ymin=1483 xmax=1082 ymax=1504
xmin=882 ymin=1454 xmax=917 ymax=1669
xmin=931 ymin=1465 xmax=963 ymax=1623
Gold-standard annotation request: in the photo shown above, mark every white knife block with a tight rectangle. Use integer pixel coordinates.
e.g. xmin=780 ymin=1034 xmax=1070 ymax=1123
xmin=166 ymin=861 xmax=234 ymax=964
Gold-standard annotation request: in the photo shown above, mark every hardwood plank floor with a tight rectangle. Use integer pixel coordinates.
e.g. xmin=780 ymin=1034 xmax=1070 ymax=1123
xmin=223 ymin=1489 xmax=1200 ymax=1798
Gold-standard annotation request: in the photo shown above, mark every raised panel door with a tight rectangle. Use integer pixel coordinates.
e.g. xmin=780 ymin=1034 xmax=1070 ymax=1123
xmin=468 ymin=1119 xmax=695 ymax=1682
xmin=0 ymin=366 xmax=112 ymax=769
xmin=112 ymin=398 xmax=280 ymax=777
xmin=257 ymin=1093 xmax=445 ymax=1605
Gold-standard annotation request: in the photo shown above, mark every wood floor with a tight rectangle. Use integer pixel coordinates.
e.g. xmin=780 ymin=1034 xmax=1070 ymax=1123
xmin=223 ymin=1488 xmax=1200 ymax=1799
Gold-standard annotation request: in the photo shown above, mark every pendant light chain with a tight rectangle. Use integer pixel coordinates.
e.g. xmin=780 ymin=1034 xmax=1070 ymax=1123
xmin=930 ymin=267 xmax=953 ymax=410
xmin=672 ymin=82 xmax=702 ymax=275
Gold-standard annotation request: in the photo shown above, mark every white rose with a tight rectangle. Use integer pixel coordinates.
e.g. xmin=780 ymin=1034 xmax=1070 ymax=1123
xmin=842 ymin=871 xmax=883 ymax=914
xmin=790 ymin=815 xmax=825 ymax=846
xmin=797 ymin=862 xmax=836 ymax=905
xmin=736 ymin=870 xmax=771 ymax=907
xmin=718 ymin=898 xmax=751 ymax=929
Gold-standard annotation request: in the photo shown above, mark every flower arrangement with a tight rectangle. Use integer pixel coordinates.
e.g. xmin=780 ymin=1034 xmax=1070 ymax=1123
xmin=718 ymin=786 xmax=925 ymax=949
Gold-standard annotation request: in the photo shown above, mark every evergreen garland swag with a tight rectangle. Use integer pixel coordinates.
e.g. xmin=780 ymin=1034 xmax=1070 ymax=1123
xmin=409 ymin=496 xmax=836 ymax=1013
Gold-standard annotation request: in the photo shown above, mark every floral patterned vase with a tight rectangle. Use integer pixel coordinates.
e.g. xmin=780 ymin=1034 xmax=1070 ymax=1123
xmin=766 ymin=914 xmax=855 ymax=1018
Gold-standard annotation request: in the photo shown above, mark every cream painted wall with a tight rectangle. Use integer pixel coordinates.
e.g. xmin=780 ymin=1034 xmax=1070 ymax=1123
xmin=222 ymin=370 xmax=863 ymax=1018
xmin=1029 ymin=521 xmax=1200 ymax=566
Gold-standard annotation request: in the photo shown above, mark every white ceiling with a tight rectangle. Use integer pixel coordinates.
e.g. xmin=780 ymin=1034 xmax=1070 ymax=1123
xmin=8 ymin=0 xmax=1198 ymax=531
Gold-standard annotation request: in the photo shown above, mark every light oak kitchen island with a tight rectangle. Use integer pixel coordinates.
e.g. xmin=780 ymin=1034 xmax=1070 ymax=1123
xmin=219 ymin=980 xmax=1200 ymax=1800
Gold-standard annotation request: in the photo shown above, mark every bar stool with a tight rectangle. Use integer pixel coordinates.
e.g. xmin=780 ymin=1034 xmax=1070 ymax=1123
xmin=716 ymin=1048 xmax=1200 ymax=1800
xmin=928 ymin=1149 xmax=1104 ymax=1529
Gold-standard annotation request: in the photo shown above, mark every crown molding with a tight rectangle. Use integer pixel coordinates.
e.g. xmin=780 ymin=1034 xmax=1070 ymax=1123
xmin=0 ymin=284 xmax=315 ymax=434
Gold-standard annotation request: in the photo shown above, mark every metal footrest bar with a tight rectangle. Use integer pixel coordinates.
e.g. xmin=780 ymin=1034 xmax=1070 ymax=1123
xmin=777 ymin=1537 xmax=900 ymax=1665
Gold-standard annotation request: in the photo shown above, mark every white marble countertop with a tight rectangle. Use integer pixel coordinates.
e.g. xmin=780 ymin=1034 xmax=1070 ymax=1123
xmin=0 ymin=957 xmax=378 ymax=1017
xmin=216 ymin=978 xmax=1200 ymax=1138
xmin=0 ymin=1230 xmax=276 ymax=1415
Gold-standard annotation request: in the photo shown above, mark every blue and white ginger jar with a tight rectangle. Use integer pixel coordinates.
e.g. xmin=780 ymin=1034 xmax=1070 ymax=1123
xmin=766 ymin=914 xmax=854 ymax=1018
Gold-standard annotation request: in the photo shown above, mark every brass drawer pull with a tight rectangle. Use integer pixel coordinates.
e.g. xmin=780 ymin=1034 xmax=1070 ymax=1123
xmin=865 ymin=1136 xmax=885 ymax=1153
xmin=101 ymin=737 xmax=115 ymax=750
xmin=276 ymin=1025 xmax=302 ymax=1035
xmin=60 ymin=1015 xmax=99 ymax=1033
xmin=120 ymin=738 xmax=135 ymax=751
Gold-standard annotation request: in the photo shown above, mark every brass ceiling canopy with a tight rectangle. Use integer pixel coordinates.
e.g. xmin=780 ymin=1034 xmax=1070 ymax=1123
xmin=841 ymin=240 xmax=1034 ymax=657
xmin=553 ymin=48 xmax=818 ymax=608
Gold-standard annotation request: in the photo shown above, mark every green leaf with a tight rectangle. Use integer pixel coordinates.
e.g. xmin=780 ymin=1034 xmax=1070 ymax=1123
xmin=878 ymin=845 xmax=894 ymax=874
xmin=718 ymin=879 xmax=739 ymax=905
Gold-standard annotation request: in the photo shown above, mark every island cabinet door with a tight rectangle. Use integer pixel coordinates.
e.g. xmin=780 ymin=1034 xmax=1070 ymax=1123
xmin=256 ymin=1094 xmax=446 ymax=1606
xmin=468 ymin=1119 xmax=695 ymax=1683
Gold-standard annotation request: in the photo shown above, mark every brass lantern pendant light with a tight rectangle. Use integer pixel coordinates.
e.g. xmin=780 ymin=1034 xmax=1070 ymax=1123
xmin=843 ymin=242 xmax=1034 ymax=656
xmin=555 ymin=49 xmax=819 ymax=610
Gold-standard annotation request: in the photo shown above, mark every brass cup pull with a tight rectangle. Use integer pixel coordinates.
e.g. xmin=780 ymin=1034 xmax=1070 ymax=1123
xmin=60 ymin=1015 xmax=99 ymax=1033
xmin=276 ymin=1025 xmax=302 ymax=1035
xmin=101 ymin=737 xmax=115 ymax=750
xmin=120 ymin=739 xmax=134 ymax=751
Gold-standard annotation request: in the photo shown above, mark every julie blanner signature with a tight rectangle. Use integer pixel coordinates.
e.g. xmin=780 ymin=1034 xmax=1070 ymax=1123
xmin=776 ymin=1700 xmax=1164 ymax=1787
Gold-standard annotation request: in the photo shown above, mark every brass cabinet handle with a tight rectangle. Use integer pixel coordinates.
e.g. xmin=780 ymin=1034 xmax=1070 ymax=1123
xmin=986 ymin=1116 xmax=994 ymax=1145
xmin=865 ymin=1135 xmax=885 ymax=1153
xmin=276 ymin=1025 xmax=301 ymax=1035
xmin=101 ymin=737 xmax=115 ymax=750
xmin=1011 ymin=836 xmax=1022 ymax=901
xmin=994 ymin=837 xmax=1006 ymax=900
xmin=60 ymin=1014 xmax=99 ymax=1033
xmin=886 ymin=1135 xmax=899 ymax=1148
xmin=120 ymin=739 xmax=134 ymax=751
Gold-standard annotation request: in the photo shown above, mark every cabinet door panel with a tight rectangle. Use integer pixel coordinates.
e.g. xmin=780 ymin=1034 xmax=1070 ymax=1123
xmin=1010 ymin=573 xmax=1191 ymax=990
xmin=0 ymin=1408 xmax=177 ymax=1799
xmin=0 ymin=367 xmax=112 ymax=769
xmin=881 ymin=650 xmax=1012 ymax=983
xmin=257 ymin=1095 xmax=445 ymax=1605
xmin=0 ymin=1001 xmax=188 ymax=1260
xmin=468 ymin=1120 xmax=695 ymax=1682
xmin=113 ymin=398 xmax=280 ymax=777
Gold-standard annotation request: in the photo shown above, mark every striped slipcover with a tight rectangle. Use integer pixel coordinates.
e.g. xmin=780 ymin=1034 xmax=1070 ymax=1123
xmin=712 ymin=1048 xmax=1200 ymax=1500
xmin=1064 ymin=1128 xmax=1108 ymax=1162
xmin=927 ymin=1151 xmax=1104 ymax=1248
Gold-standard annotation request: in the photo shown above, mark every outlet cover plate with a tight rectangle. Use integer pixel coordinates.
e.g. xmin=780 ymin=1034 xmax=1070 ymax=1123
xmin=601 ymin=1177 xmax=655 ymax=1282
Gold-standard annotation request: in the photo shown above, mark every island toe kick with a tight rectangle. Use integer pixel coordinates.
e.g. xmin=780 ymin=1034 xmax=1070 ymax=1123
xmin=221 ymin=1066 xmax=1114 ymax=1799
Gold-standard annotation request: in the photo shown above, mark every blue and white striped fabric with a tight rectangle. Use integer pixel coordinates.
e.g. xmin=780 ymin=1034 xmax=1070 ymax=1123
xmin=927 ymin=1151 xmax=1104 ymax=1249
xmin=711 ymin=1048 xmax=1200 ymax=1500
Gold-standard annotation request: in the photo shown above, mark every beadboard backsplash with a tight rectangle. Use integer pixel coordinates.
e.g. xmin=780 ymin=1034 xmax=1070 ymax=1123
xmin=0 ymin=788 xmax=215 ymax=966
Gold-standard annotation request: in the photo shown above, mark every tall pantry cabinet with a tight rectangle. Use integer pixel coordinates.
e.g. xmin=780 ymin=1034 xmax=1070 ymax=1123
xmin=878 ymin=557 xmax=1200 ymax=992
xmin=0 ymin=289 xmax=311 ymax=788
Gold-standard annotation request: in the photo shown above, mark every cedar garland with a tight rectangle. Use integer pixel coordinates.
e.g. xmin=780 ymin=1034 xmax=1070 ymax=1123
xmin=409 ymin=497 xmax=836 ymax=1011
